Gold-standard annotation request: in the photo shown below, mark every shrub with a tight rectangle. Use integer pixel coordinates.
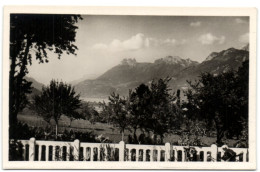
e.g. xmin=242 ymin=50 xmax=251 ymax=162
xmin=9 ymin=140 xmax=24 ymax=161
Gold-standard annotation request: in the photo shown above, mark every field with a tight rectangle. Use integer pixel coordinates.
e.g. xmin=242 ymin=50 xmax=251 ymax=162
xmin=17 ymin=112 xmax=238 ymax=147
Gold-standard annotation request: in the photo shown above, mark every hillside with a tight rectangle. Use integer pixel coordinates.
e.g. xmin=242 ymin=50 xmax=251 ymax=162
xmin=25 ymin=76 xmax=45 ymax=90
xmin=173 ymin=47 xmax=249 ymax=89
xmin=74 ymin=57 xmax=199 ymax=98
xmin=74 ymin=46 xmax=249 ymax=99
xmin=24 ymin=76 xmax=45 ymax=99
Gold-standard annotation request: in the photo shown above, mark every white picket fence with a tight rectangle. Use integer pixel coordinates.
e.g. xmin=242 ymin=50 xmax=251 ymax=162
xmin=17 ymin=138 xmax=248 ymax=162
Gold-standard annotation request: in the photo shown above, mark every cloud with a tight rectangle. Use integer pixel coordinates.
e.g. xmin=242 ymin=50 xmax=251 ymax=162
xmin=92 ymin=33 xmax=186 ymax=52
xmin=198 ymin=33 xmax=226 ymax=45
xmin=190 ymin=21 xmax=201 ymax=27
xmin=235 ymin=18 xmax=247 ymax=24
xmin=92 ymin=43 xmax=108 ymax=50
xmin=239 ymin=33 xmax=249 ymax=43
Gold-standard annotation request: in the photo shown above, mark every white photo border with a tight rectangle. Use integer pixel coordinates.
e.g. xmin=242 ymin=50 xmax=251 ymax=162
xmin=2 ymin=6 xmax=257 ymax=170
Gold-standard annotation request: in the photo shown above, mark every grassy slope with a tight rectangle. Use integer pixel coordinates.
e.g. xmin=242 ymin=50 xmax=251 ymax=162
xmin=17 ymin=112 xmax=237 ymax=147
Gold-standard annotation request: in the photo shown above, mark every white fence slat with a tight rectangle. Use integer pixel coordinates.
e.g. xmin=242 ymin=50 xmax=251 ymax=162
xmin=150 ymin=149 xmax=152 ymax=161
xmin=83 ymin=147 xmax=87 ymax=161
xmin=52 ymin=146 xmax=56 ymax=161
xmin=38 ymin=145 xmax=42 ymax=161
xmin=97 ymin=147 xmax=100 ymax=161
xmin=203 ymin=151 xmax=207 ymax=162
xmin=128 ymin=149 xmax=131 ymax=161
xmin=59 ymin=146 xmax=62 ymax=161
xmin=158 ymin=150 xmax=161 ymax=161
xmin=182 ymin=149 xmax=185 ymax=162
xmin=22 ymin=145 xmax=26 ymax=161
xmin=104 ymin=147 xmax=108 ymax=161
xmin=45 ymin=146 xmax=49 ymax=161
xmin=66 ymin=146 xmax=69 ymax=161
xmin=90 ymin=147 xmax=94 ymax=161
xmin=136 ymin=149 xmax=139 ymax=161
xmin=143 ymin=149 xmax=146 ymax=161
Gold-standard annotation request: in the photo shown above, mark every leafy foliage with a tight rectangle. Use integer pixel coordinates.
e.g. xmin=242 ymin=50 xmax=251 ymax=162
xmin=102 ymin=93 xmax=131 ymax=141
xmin=148 ymin=78 xmax=178 ymax=138
xmin=9 ymin=140 xmax=24 ymax=161
xmin=80 ymin=102 xmax=99 ymax=125
xmin=128 ymin=84 xmax=152 ymax=136
xmin=101 ymin=77 xmax=181 ymax=143
xmin=32 ymin=80 xmax=82 ymax=136
xmin=9 ymin=14 xmax=82 ymax=132
xmin=10 ymin=122 xmax=105 ymax=143
xmin=183 ymin=60 xmax=249 ymax=145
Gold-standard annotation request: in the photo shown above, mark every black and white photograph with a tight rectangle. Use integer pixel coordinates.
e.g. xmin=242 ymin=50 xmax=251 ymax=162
xmin=2 ymin=6 xmax=257 ymax=169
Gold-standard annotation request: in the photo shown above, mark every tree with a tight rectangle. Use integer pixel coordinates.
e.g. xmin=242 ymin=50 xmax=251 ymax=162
xmin=99 ymin=101 xmax=113 ymax=125
xmin=128 ymin=84 xmax=152 ymax=139
xmin=148 ymin=78 xmax=178 ymax=142
xmin=128 ymin=78 xmax=180 ymax=144
xmin=32 ymin=80 xmax=82 ymax=138
xmin=103 ymin=92 xmax=130 ymax=141
xmin=9 ymin=14 xmax=82 ymax=131
xmin=66 ymin=111 xmax=86 ymax=128
xmin=184 ymin=61 xmax=249 ymax=145
xmin=81 ymin=102 xmax=99 ymax=131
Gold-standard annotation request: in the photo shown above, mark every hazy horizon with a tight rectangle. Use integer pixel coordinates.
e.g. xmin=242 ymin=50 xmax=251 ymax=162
xmin=27 ymin=15 xmax=249 ymax=85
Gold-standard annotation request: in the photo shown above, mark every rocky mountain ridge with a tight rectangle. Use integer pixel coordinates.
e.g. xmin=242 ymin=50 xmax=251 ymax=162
xmin=74 ymin=45 xmax=249 ymax=98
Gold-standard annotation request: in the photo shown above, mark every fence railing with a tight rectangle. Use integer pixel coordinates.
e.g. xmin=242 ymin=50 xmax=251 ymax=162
xmin=15 ymin=138 xmax=248 ymax=162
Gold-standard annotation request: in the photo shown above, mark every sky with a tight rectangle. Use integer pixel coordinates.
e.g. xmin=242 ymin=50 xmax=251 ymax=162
xmin=27 ymin=15 xmax=249 ymax=85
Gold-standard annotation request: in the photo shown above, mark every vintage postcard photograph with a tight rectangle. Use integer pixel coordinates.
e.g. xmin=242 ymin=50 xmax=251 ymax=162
xmin=2 ymin=6 xmax=257 ymax=169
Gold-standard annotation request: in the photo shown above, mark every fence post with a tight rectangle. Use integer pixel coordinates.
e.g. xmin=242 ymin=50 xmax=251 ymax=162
xmin=73 ymin=139 xmax=80 ymax=161
xmin=243 ymin=149 xmax=248 ymax=162
xmin=29 ymin=138 xmax=36 ymax=161
xmin=119 ymin=141 xmax=125 ymax=161
xmin=211 ymin=144 xmax=218 ymax=162
xmin=165 ymin=142 xmax=171 ymax=161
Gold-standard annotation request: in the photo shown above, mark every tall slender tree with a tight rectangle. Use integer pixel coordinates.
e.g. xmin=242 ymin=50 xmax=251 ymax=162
xmin=9 ymin=14 xmax=82 ymax=132
xmin=148 ymin=78 xmax=177 ymax=142
xmin=128 ymin=84 xmax=152 ymax=139
xmin=104 ymin=92 xmax=130 ymax=141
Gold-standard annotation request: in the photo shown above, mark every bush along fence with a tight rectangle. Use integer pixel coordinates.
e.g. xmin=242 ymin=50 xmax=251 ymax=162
xmin=10 ymin=138 xmax=248 ymax=162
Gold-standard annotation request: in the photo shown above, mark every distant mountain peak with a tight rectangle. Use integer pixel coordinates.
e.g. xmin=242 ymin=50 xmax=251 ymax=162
xmin=155 ymin=56 xmax=181 ymax=64
xmin=203 ymin=46 xmax=249 ymax=63
xmin=154 ymin=55 xmax=198 ymax=67
xmin=219 ymin=47 xmax=237 ymax=56
xmin=120 ymin=58 xmax=137 ymax=67
xmin=205 ymin=52 xmax=219 ymax=61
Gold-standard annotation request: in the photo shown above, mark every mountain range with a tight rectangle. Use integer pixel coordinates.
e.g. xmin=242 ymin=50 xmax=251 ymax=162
xmin=25 ymin=44 xmax=249 ymax=100
xmin=74 ymin=44 xmax=249 ymax=98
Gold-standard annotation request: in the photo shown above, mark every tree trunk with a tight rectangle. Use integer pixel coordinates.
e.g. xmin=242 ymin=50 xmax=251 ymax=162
xmin=160 ymin=134 xmax=164 ymax=144
xmin=55 ymin=123 xmax=58 ymax=140
xmin=214 ymin=115 xmax=225 ymax=146
xmin=92 ymin=123 xmax=94 ymax=132
xmin=216 ymin=129 xmax=224 ymax=146
xmin=133 ymin=128 xmax=137 ymax=143
xmin=69 ymin=119 xmax=72 ymax=127
xmin=121 ymin=130 xmax=124 ymax=141
xmin=9 ymin=38 xmax=31 ymax=128
xmin=9 ymin=55 xmax=17 ymax=128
